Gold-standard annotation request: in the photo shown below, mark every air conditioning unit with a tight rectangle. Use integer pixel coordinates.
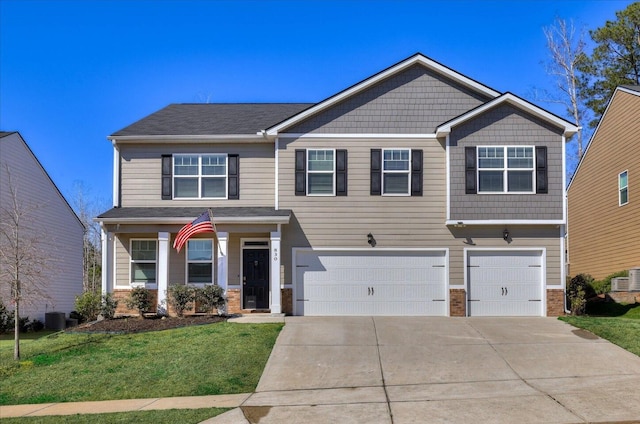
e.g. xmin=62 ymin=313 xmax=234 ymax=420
xmin=629 ymin=267 xmax=640 ymax=292
xmin=611 ymin=277 xmax=630 ymax=292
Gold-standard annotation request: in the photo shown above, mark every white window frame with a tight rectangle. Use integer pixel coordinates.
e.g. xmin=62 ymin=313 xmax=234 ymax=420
xmin=130 ymin=239 xmax=158 ymax=289
xmin=619 ymin=170 xmax=629 ymax=206
xmin=185 ymin=239 xmax=215 ymax=286
xmin=306 ymin=149 xmax=336 ymax=196
xmin=382 ymin=148 xmax=411 ymax=196
xmin=173 ymin=153 xmax=228 ymax=199
xmin=477 ymin=146 xmax=535 ymax=194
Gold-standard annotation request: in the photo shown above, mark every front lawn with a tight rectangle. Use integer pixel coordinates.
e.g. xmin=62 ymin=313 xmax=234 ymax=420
xmin=0 ymin=322 xmax=283 ymax=405
xmin=560 ymin=302 xmax=640 ymax=357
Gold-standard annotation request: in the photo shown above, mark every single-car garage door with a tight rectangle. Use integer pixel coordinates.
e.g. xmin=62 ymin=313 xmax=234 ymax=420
xmin=294 ymin=249 xmax=447 ymax=316
xmin=467 ymin=250 xmax=543 ymax=316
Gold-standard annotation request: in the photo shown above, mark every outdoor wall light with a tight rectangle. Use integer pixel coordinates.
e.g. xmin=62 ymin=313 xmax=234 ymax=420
xmin=367 ymin=233 xmax=377 ymax=247
xmin=503 ymin=228 xmax=510 ymax=241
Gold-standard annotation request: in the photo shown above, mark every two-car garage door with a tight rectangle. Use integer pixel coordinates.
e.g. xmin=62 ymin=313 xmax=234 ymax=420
xmin=294 ymin=250 xmax=447 ymax=316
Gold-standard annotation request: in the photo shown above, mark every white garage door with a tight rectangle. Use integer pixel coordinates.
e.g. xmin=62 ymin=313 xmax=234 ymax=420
xmin=294 ymin=250 xmax=447 ymax=316
xmin=467 ymin=250 xmax=543 ymax=316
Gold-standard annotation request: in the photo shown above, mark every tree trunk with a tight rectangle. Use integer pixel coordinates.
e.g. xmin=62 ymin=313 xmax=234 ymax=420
xmin=14 ymin=299 xmax=20 ymax=360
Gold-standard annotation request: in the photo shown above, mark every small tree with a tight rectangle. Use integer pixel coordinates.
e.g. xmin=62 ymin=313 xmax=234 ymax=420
xmin=195 ymin=285 xmax=226 ymax=315
xmin=125 ymin=287 xmax=153 ymax=318
xmin=100 ymin=293 xmax=118 ymax=320
xmin=74 ymin=291 xmax=102 ymax=322
xmin=567 ymin=274 xmax=594 ymax=316
xmin=166 ymin=285 xmax=195 ymax=317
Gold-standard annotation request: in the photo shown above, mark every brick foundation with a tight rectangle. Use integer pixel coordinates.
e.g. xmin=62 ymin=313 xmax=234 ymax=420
xmin=226 ymin=288 xmax=242 ymax=314
xmin=450 ymin=288 xmax=466 ymax=317
xmin=113 ymin=289 xmax=158 ymax=316
xmin=546 ymin=289 xmax=565 ymax=316
xmin=281 ymin=288 xmax=292 ymax=315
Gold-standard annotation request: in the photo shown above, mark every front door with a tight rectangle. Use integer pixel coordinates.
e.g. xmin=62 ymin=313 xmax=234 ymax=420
xmin=243 ymin=249 xmax=270 ymax=309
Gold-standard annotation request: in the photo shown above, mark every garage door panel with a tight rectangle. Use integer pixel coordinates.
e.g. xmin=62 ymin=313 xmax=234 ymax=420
xmin=468 ymin=251 xmax=543 ymax=317
xmin=295 ymin=250 xmax=447 ymax=316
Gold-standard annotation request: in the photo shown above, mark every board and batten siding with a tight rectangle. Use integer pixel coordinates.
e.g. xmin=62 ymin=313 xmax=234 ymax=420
xmin=118 ymin=142 xmax=275 ymax=207
xmin=0 ymin=133 xmax=83 ymax=320
xmin=449 ymin=104 xmax=565 ymax=221
xmin=568 ymin=89 xmax=640 ymax=279
xmin=286 ymin=64 xmax=491 ymax=134
xmin=277 ymin=137 xmax=563 ymax=288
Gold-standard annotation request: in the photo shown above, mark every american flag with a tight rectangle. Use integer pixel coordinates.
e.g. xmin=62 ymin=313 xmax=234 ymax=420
xmin=173 ymin=211 xmax=215 ymax=252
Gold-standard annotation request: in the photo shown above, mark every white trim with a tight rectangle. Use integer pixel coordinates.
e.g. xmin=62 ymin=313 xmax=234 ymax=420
xmin=267 ymin=54 xmax=500 ymax=136
xmin=476 ymin=146 xmax=536 ymax=194
xmin=445 ymin=134 xmax=451 ymax=221
xmin=240 ymin=238 xmax=271 ymax=310
xmin=382 ymin=148 xmax=412 ymax=196
xmin=109 ymin=134 xmax=271 ymax=143
xmin=95 ymin=216 xmax=291 ymax=225
xmin=274 ymin=137 xmax=280 ymax=210
xmin=157 ymin=232 xmax=170 ymax=314
xmin=446 ymin=219 xmax=565 ymax=225
xmin=464 ymin=248 xmax=547 ymax=317
xmin=436 ymin=93 xmax=578 ymax=137
xmin=277 ymin=133 xmax=440 ymax=139
xmin=112 ymin=144 xmax=120 ymax=208
xmin=173 ymin=153 xmax=228 ymax=200
xmin=569 ymin=87 xmax=640 ymax=190
xmin=270 ymin=231 xmax=282 ymax=314
xmin=292 ymin=247 xmax=450 ymax=316
xmin=562 ymin=135 xmax=567 ymax=223
xmin=184 ymin=238 xmax=215 ymax=285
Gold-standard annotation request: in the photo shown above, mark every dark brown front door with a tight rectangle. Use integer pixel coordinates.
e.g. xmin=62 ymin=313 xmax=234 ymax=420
xmin=243 ymin=249 xmax=269 ymax=309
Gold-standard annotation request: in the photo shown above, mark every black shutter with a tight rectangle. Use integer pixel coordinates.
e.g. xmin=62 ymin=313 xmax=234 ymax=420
xmin=295 ymin=149 xmax=306 ymax=196
xmin=336 ymin=149 xmax=348 ymax=196
xmin=161 ymin=154 xmax=172 ymax=200
xmin=536 ymin=146 xmax=548 ymax=194
xmin=465 ymin=147 xmax=477 ymax=194
xmin=411 ymin=149 xmax=423 ymax=196
xmin=370 ymin=149 xmax=382 ymax=195
xmin=228 ymin=154 xmax=239 ymax=199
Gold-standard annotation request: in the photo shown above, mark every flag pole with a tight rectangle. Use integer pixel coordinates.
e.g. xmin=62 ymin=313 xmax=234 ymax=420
xmin=207 ymin=208 xmax=224 ymax=256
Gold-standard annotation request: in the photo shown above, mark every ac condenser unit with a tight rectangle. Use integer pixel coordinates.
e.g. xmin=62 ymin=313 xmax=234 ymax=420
xmin=629 ymin=267 xmax=640 ymax=292
xmin=611 ymin=277 xmax=630 ymax=292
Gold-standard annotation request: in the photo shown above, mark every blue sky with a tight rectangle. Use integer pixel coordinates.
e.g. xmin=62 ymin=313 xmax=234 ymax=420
xmin=0 ymin=0 xmax=633 ymax=211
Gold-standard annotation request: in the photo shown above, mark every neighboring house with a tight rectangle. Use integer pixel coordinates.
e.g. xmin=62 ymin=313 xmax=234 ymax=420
xmin=0 ymin=131 xmax=84 ymax=322
xmin=96 ymin=53 xmax=578 ymax=317
xmin=568 ymin=86 xmax=640 ymax=280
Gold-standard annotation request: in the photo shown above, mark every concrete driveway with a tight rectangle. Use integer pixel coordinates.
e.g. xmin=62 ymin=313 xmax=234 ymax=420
xmin=207 ymin=317 xmax=640 ymax=423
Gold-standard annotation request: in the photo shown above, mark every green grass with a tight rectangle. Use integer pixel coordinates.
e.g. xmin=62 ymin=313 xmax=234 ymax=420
xmin=0 ymin=322 xmax=283 ymax=405
xmin=560 ymin=302 xmax=640 ymax=357
xmin=0 ymin=331 xmax=60 ymax=349
xmin=1 ymin=407 xmax=229 ymax=424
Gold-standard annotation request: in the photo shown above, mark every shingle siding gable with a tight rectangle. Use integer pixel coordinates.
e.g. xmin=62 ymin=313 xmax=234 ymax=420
xmin=284 ymin=64 xmax=492 ymax=134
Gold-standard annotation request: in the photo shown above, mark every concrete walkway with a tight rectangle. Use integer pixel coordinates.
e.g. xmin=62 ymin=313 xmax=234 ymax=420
xmin=3 ymin=316 xmax=640 ymax=423
xmin=208 ymin=316 xmax=640 ymax=424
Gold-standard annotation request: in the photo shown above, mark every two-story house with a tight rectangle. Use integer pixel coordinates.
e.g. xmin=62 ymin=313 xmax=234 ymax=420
xmin=96 ymin=54 xmax=578 ymax=317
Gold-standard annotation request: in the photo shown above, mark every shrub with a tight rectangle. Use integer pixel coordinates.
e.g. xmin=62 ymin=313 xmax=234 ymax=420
xmin=567 ymin=274 xmax=594 ymax=315
xmin=100 ymin=292 xmax=118 ymax=319
xmin=125 ymin=287 xmax=153 ymax=317
xmin=167 ymin=285 xmax=195 ymax=317
xmin=590 ymin=270 xmax=629 ymax=295
xmin=195 ymin=285 xmax=226 ymax=315
xmin=0 ymin=300 xmax=14 ymax=333
xmin=18 ymin=316 xmax=31 ymax=333
xmin=27 ymin=319 xmax=44 ymax=332
xmin=75 ymin=291 xmax=102 ymax=322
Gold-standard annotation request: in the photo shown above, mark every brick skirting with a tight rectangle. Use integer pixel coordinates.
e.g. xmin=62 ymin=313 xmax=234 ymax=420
xmin=450 ymin=288 xmax=466 ymax=317
xmin=546 ymin=289 xmax=565 ymax=316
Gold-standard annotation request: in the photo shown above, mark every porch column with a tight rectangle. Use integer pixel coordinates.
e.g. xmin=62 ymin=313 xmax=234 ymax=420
xmin=157 ymin=232 xmax=170 ymax=315
xmin=101 ymin=228 xmax=113 ymax=295
xmin=216 ymin=232 xmax=228 ymax=291
xmin=270 ymin=231 xmax=282 ymax=314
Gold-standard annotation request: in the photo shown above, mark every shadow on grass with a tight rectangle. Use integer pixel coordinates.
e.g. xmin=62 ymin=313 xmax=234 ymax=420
xmin=586 ymin=300 xmax=640 ymax=318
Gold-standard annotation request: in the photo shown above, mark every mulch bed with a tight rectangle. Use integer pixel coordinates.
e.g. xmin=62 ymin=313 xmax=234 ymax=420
xmin=69 ymin=315 xmax=228 ymax=334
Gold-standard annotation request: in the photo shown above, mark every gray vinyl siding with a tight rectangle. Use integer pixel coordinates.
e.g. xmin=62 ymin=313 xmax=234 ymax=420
xmin=119 ymin=142 xmax=275 ymax=207
xmin=449 ymin=104 xmax=564 ymax=220
xmin=0 ymin=133 xmax=83 ymax=321
xmin=285 ymin=64 xmax=491 ymax=134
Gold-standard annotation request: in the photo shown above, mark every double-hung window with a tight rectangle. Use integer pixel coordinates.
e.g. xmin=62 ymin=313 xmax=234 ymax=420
xmin=130 ymin=240 xmax=157 ymax=286
xmin=187 ymin=239 xmax=213 ymax=284
xmin=619 ymin=171 xmax=628 ymax=206
xmin=174 ymin=154 xmax=227 ymax=199
xmin=307 ymin=149 xmax=335 ymax=195
xmin=477 ymin=146 xmax=534 ymax=193
xmin=383 ymin=149 xmax=410 ymax=195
